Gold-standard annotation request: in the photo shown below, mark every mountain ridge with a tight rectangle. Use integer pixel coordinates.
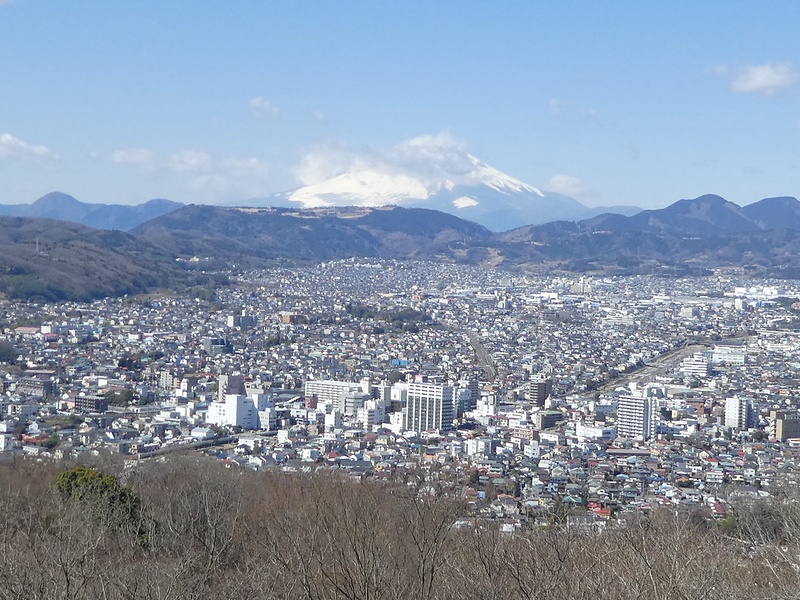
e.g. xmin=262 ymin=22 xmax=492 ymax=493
xmin=564 ymin=194 xmax=800 ymax=237
xmin=0 ymin=192 xmax=184 ymax=231
xmin=4 ymin=193 xmax=800 ymax=302
xmin=131 ymin=194 xmax=800 ymax=276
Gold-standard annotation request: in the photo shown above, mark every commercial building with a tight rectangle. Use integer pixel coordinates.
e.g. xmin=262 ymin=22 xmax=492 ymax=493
xmin=680 ymin=352 xmax=711 ymax=378
xmin=535 ymin=410 xmax=565 ymax=430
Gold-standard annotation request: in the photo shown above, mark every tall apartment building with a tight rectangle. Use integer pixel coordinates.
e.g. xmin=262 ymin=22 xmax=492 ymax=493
xmin=617 ymin=395 xmax=658 ymax=441
xmin=725 ymin=396 xmax=754 ymax=430
xmin=456 ymin=379 xmax=481 ymax=413
xmin=403 ymin=383 xmax=455 ymax=434
xmin=528 ymin=378 xmax=553 ymax=406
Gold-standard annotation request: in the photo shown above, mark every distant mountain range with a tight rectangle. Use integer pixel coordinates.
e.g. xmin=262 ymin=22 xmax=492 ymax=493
xmin=580 ymin=194 xmax=800 ymax=235
xmin=498 ymin=194 xmax=800 ymax=276
xmin=0 ymin=192 xmax=183 ymax=231
xmin=129 ymin=195 xmax=800 ymax=276
xmin=5 ymin=145 xmax=645 ymax=233
xmin=4 ymin=192 xmax=800 ymax=301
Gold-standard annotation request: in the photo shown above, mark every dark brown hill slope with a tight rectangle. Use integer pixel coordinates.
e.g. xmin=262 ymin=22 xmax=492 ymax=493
xmin=0 ymin=217 xmax=202 ymax=301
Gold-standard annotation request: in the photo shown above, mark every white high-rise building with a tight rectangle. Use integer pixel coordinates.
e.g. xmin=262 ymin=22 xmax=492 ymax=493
xmin=324 ymin=407 xmax=343 ymax=432
xmin=725 ymin=396 xmax=752 ymax=430
xmin=403 ymin=383 xmax=455 ymax=434
xmin=617 ymin=395 xmax=658 ymax=441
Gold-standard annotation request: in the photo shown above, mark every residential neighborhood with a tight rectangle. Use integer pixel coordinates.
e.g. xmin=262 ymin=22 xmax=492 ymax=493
xmin=3 ymin=260 xmax=800 ymax=527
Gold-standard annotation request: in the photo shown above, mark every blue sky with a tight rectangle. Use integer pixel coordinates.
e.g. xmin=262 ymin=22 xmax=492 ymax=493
xmin=1 ymin=1 xmax=798 ymax=208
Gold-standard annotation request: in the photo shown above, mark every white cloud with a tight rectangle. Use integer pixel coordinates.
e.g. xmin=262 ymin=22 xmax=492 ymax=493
xmin=546 ymin=174 xmax=594 ymax=199
xmin=168 ymin=150 xmax=213 ymax=173
xmin=387 ymin=133 xmax=477 ymax=183
xmin=294 ymin=132 xmax=488 ymax=188
xmin=292 ymin=139 xmax=362 ymax=185
xmin=725 ymin=62 xmax=796 ymax=95
xmin=453 ymin=196 xmax=479 ymax=209
xmin=111 ymin=148 xmax=157 ymax=170
xmin=111 ymin=146 xmax=270 ymax=199
xmin=0 ymin=133 xmax=59 ymax=162
xmin=249 ymin=96 xmax=279 ymax=118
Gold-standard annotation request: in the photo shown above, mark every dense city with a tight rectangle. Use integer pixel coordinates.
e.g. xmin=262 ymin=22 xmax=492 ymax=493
xmin=3 ymin=260 xmax=800 ymax=531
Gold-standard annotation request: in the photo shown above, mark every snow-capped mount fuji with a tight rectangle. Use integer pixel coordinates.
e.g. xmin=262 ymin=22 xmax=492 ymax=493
xmin=259 ymin=154 xmax=634 ymax=232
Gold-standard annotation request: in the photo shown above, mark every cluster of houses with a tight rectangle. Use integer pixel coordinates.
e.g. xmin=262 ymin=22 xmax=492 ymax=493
xmin=2 ymin=261 xmax=800 ymax=522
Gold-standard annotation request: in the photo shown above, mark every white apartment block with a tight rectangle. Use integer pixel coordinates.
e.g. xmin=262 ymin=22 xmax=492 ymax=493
xmin=617 ymin=395 xmax=658 ymax=441
xmin=725 ymin=396 xmax=752 ymax=430
xmin=207 ymin=392 xmax=273 ymax=430
xmin=403 ymin=383 xmax=455 ymax=434
xmin=680 ymin=352 xmax=711 ymax=378
xmin=305 ymin=380 xmax=366 ymax=411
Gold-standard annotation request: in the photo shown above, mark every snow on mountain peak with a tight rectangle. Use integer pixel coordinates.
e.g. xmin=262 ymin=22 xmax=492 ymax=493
xmin=289 ymin=170 xmax=430 ymax=207
xmin=466 ymin=154 xmax=545 ymax=196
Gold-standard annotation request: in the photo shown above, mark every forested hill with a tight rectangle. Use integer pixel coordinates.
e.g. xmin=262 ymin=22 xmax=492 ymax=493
xmin=1 ymin=456 xmax=798 ymax=599
xmin=0 ymin=216 xmax=216 ymax=301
